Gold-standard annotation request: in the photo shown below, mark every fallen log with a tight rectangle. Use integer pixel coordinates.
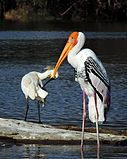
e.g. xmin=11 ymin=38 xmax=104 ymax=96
xmin=0 ymin=118 xmax=126 ymax=145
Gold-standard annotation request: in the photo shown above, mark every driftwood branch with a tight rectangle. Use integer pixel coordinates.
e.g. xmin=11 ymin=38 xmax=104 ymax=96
xmin=0 ymin=118 xmax=126 ymax=145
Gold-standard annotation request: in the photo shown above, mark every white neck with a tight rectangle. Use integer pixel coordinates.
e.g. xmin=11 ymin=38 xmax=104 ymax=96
xmin=67 ymin=40 xmax=82 ymax=69
xmin=37 ymin=70 xmax=52 ymax=80
xmin=67 ymin=32 xmax=85 ymax=69
xmin=67 ymin=48 xmax=78 ymax=68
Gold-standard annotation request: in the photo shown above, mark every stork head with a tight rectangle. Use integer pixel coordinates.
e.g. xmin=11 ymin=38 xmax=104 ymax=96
xmin=51 ymin=32 xmax=85 ymax=78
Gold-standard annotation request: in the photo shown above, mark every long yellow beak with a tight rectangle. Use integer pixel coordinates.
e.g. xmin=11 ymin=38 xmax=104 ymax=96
xmin=52 ymin=41 xmax=74 ymax=78
xmin=52 ymin=32 xmax=78 ymax=78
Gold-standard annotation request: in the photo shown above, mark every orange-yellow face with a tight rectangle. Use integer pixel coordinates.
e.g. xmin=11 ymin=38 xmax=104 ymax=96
xmin=52 ymin=32 xmax=79 ymax=78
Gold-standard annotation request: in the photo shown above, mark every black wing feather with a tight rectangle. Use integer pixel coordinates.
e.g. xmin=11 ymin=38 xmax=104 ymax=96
xmin=85 ymin=57 xmax=110 ymax=106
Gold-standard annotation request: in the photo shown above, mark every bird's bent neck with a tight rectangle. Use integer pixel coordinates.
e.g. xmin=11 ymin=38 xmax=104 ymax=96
xmin=38 ymin=70 xmax=52 ymax=80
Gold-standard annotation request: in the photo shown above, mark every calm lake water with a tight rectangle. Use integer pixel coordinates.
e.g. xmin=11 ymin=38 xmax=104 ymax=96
xmin=0 ymin=21 xmax=127 ymax=158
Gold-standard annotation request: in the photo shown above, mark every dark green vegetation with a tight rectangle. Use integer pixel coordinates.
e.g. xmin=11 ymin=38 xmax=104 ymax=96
xmin=0 ymin=0 xmax=127 ymax=22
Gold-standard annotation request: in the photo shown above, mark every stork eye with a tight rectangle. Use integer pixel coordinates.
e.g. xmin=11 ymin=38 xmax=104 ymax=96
xmin=69 ymin=38 xmax=74 ymax=43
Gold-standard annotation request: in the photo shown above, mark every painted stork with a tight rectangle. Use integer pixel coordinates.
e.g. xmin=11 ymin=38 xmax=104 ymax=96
xmin=51 ymin=32 xmax=110 ymax=149
xmin=21 ymin=66 xmax=58 ymax=123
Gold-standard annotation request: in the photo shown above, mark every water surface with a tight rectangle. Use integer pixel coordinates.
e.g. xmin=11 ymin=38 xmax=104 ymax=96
xmin=0 ymin=22 xmax=127 ymax=158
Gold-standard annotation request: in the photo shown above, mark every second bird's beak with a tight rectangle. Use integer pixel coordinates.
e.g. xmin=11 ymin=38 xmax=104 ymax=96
xmin=51 ymin=32 xmax=78 ymax=78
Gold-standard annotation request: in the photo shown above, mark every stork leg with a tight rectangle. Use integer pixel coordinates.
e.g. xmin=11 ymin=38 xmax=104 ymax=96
xmin=81 ymin=91 xmax=86 ymax=150
xmin=38 ymin=101 xmax=41 ymax=123
xmin=96 ymin=116 xmax=100 ymax=159
xmin=24 ymin=98 xmax=29 ymax=121
xmin=94 ymin=91 xmax=100 ymax=159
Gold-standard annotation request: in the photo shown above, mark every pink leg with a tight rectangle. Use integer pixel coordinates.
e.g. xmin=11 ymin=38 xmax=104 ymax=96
xmin=81 ymin=91 xmax=86 ymax=149
xmin=94 ymin=91 xmax=100 ymax=158
xmin=94 ymin=91 xmax=99 ymax=119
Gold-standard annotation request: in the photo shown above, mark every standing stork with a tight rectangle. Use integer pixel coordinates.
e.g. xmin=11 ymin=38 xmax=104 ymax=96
xmin=51 ymin=32 xmax=110 ymax=149
xmin=21 ymin=66 xmax=58 ymax=123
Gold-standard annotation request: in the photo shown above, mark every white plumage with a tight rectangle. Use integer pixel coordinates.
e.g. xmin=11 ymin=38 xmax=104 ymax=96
xmin=21 ymin=71 xmax=48 ymax=101
xmin=74 ymin=49 xmax=110 ymax=123
xmin=21 ymin=67 xmax=58 ymax=122
xmin=52 ymin=32 xmax=110 ymax=150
